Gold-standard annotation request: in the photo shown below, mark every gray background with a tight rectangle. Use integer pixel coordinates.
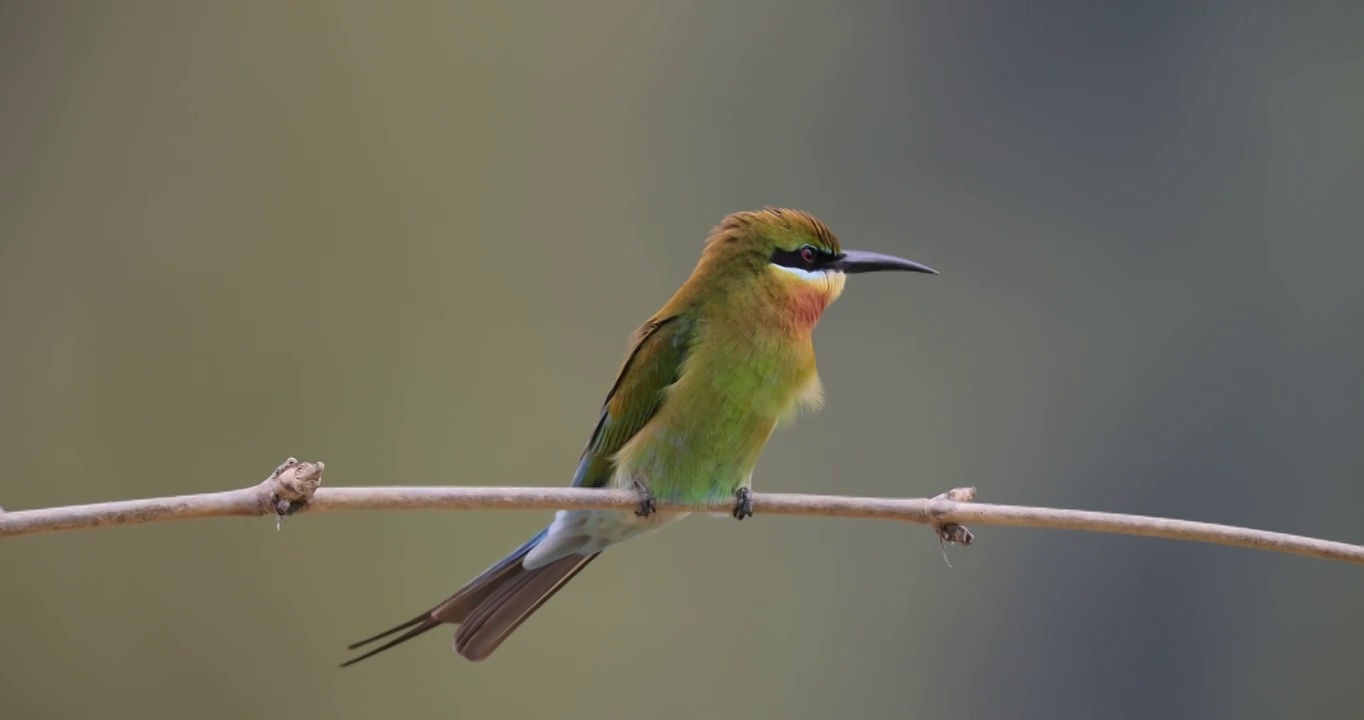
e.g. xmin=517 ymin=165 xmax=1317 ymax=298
xmin=2 ymin=2 xmax=1361 ymax=718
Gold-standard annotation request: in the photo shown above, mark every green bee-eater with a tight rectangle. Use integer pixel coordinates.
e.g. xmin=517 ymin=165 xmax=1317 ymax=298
xmin=342 ymin=208 xmax=936 ymax=664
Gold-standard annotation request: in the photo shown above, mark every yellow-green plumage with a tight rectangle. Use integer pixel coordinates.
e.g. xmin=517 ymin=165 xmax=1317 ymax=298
xmin=597 ymin=210 xmax=845 ymax=494
xmin=341 ymin=208 xmax=936 ymax=665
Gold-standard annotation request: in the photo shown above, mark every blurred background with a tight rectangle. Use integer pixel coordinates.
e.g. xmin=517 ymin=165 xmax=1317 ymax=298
xmin=2 ymin=2 xmax=1361 ymax=718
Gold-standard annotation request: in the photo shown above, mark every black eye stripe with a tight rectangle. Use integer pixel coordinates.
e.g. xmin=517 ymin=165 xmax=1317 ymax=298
xmin=771 ymin=244 xmax=838 ymax=271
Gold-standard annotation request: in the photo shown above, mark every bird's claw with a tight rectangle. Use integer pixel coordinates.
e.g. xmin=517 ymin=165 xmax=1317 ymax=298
xmin=732 ymin=487 xmax=753 ymax=520
xmin=632 ymin=480 xmax=657 ymax=518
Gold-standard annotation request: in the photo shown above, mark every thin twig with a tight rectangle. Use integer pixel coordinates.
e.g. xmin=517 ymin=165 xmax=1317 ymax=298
xmin=0 ymin=458 xmax=1360 ymax=566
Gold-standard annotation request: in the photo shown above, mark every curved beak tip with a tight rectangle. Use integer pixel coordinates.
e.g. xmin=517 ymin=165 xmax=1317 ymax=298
xmin=836 ymin=249 xmax=939 ymax=276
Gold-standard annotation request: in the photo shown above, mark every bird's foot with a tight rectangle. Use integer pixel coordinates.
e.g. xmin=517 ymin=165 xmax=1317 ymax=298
xmin=632 ymin=479 xmax=657 ymax=518
xmin=732 ymin=487 xmax=754 ymax=520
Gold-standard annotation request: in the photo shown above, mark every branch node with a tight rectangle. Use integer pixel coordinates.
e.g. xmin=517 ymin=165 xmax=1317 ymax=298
xmin=261 ymin=457 xmax=326 ymax=529
xmin=929 ymin=486 xmax=977 ymax=567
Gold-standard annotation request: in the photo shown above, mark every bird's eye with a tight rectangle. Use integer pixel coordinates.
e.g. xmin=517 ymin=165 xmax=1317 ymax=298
xmin=769 ymin=244 xmax=829 ymax=272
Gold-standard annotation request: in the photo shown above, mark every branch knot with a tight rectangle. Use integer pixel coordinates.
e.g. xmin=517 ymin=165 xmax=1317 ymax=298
xmin=263 ymin=457 xmax=326 ymax=521
xmin=929 ymin=486 xmax=977 ymax=566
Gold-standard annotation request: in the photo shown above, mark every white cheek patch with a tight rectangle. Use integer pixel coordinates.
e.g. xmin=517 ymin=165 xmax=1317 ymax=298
xmin=770 ymin=264 xmax=828 ymax=282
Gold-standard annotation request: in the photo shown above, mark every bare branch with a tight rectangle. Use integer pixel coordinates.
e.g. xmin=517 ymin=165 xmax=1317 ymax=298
xmin=0 ymin=458 xmax=1360 ymax=566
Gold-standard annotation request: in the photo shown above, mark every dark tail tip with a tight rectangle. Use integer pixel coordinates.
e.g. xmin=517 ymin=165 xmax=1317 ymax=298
xmin=340 ymin=614 xmax=440 ymax=667
xmin=341 ymin=527 xmax=556 ymax=666
xmin=346 ymin=612 xmax=428 ymax=650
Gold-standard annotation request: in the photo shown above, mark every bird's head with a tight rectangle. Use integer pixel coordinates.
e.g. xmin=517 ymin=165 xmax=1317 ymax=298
xmin=688 ymin=207 xmax=936 ymax=326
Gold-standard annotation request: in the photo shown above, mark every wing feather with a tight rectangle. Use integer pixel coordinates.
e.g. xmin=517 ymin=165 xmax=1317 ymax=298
xmin=571 ymin=315 xmax=694 ymax=488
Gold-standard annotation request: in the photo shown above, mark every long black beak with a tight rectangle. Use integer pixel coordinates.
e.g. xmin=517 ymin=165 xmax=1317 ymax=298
xmin=831 ymin=249 xmax=938 ymax=275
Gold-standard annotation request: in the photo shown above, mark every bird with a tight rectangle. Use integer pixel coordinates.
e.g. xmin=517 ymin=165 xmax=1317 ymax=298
xmin=341 ymin=207 xmax=936 ymax=665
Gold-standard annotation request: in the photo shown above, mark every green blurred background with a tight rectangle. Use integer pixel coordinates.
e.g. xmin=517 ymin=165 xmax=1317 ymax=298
xmin=2 ymin=2 xmax=1361 ymax=718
